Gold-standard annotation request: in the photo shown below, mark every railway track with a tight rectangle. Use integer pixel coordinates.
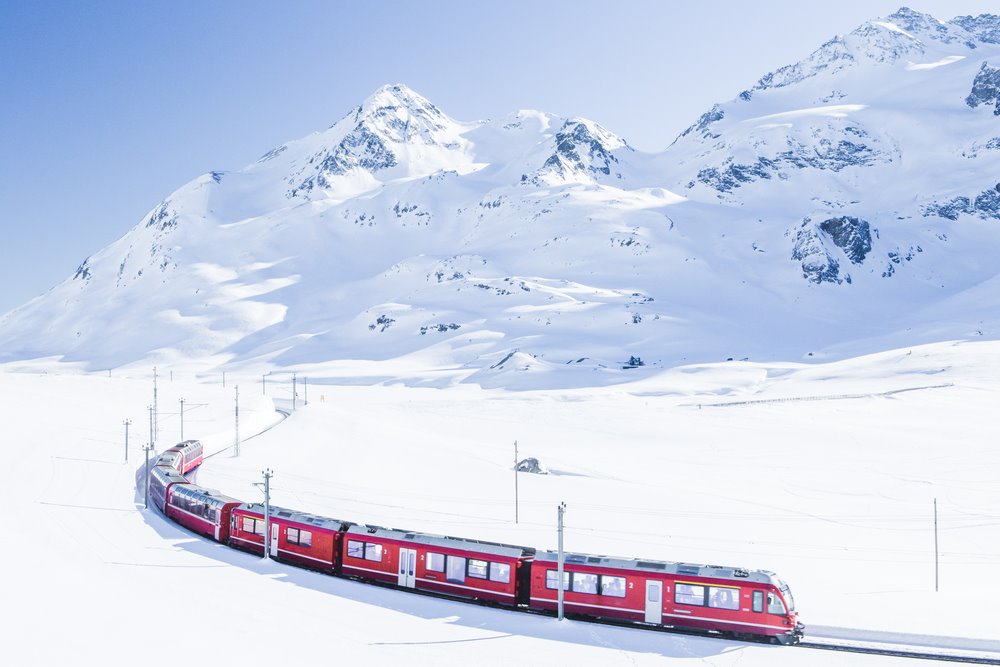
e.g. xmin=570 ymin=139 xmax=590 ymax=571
xmin=798 ymin=639 xmax=1000 ymax=664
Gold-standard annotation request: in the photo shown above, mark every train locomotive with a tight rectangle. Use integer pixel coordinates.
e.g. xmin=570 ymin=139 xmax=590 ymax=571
xmin=147 ymin=440 xmax=803 ymax=644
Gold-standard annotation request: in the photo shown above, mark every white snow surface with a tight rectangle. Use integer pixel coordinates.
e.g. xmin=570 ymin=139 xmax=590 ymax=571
xmin=5 ymin=340 xmax=999 ymax=665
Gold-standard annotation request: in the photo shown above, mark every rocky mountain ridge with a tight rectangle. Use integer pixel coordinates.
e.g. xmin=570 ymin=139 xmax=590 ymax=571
xmin=3 ymin=8 xmax=1000 ymax=387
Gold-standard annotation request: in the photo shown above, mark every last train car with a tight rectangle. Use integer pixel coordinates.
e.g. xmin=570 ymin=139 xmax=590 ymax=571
xmin=340 ymin=524 xmax=534 ymax=605
xmin=159 ymin=440 xmax=203 ymax=475
xmin=164 ymin=483 xmax=241 ymax=542
xmin=529 ymin=552 xmax=803 ymax=644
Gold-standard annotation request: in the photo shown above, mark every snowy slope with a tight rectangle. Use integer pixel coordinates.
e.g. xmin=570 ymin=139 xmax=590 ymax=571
xmin=4 ymin=11 xmax=1000 ymax=385
xmin=3 ymin=343 xmax=999 ymax=665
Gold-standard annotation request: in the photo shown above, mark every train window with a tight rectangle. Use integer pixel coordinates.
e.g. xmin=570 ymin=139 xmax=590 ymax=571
xmin=240 ymin=517 xmax=263 ymax=535
xmin=752 ymin=590 xmax=764 ymax=613
xmin=468 ymin=559 xmax=488 ymax=579
xmin=675 ymin=583 xmax=706 ymax=606
xmin=426 ymin=552 xmax=445 ymax=572
xmin=767 ymin=592 xmax=786 ymax=615
xmin=572 ymin=572 xmax=598 ymax=595
xmin=446 ymin=556 xmax=466 ymax=584
xmin=601 ymin=576 xmax=626 ymax=598
xmin=347 ymin=540 xmax=365 ymax=559
xmin=489 ymin=562 xmax=511 ymax=584
xmin=545 ymin=570 xmax=570 ymax=591
xmin=286 ymin=528 xmax=313 ymax=547
xmin=708 ymin=586 xmax=740 ymax=610
xmin=208 ymin=508 xmax=217 ymax=523
xmin=365 ymin=543 xmax=383 ymax=562
xmin=778 ymin=581 xmax=796 ymax=612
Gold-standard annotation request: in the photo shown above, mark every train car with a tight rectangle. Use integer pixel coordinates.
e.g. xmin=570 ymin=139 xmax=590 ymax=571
xmin=229 ymin=503 xmax=350 ymax=572
xmin=164 ymin=483 xmax=241 ymax=542
xmin=159 ymin=440 xmax=203 ymax=475
xmin=340 ymin=524 xmax=534 ymax=605
xmin=148 ymin=464 xmax=189 ymax=513
xmin=529 ymin=552 xmax=802 ymax=644
xmin=155 ymin=449 xmax=183 ymax=472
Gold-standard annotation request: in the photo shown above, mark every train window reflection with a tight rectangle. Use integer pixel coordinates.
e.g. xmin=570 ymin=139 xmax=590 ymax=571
xmin=708 ymin=586 xmax=740 ymax=610
xmin=468 ymin=559 xmax=488 ymax=579
xmin=573 ymin=572 xmax=598 ymax=594
xmin=675 ymin=583 xmax=705 ymax=606
xmin=446 ymin=556 xmax=466 ymax=583
xmin=427 ymin=552 xmax=445 ymax=572
xmin=347 ymin=540 xmax=364 ymax=559
xmin=490 ymin=562 xmax=511 ymax=584
xmin=767 ymin=592 xmax=786 ymax=614
xmin=601 ymin=576 xmax=626 ymax=598
xmin=545 ymin=570 xmax=570 ymax=591
xmin=365 ymin=543 xmax=383 ymax=562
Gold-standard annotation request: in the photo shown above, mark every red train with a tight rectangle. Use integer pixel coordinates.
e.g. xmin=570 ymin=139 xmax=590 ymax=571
xmin=156 ymin=439 xmax=203 ymax=476
xmin=147 ymin=441 xmax=803 ymax=644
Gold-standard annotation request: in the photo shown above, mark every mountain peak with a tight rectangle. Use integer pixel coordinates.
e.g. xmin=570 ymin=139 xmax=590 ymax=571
xmin=346 ymin=83 xmax=460 ymax=145
xmin=286 ymin=84 xmax=477 ymax=198
xmin=357 ymin=83 xmax=436 ymax=118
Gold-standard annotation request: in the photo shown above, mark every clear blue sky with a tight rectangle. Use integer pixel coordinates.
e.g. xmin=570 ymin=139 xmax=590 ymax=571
xmin=1 ymin=1 xmax=996 ymax=314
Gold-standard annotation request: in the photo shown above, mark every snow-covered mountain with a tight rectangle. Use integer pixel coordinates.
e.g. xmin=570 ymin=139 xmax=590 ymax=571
xmin=5 ymin=9 xmax=1000 ymax=386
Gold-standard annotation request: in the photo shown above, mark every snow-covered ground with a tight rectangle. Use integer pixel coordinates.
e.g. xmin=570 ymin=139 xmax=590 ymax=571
xmin=4 ymin=340 xmax=998 ymax=665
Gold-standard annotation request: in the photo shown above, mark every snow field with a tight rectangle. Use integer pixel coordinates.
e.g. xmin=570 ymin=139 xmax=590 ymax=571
xmin=4 ymin=340 xmax=998 ymax=665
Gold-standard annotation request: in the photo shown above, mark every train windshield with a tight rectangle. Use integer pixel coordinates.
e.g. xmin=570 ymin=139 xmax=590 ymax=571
xmin=778 ymin=580 xmax=796 ymax=612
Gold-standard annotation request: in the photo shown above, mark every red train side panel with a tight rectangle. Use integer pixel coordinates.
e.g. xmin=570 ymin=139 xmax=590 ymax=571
xmin=341 ymin=524 xmax=533 ymax=606
xmin=229 ymin=503 xmax=348 ymax=573
xmin=529 ymin=552 xmax=801 ymax=643
xmin=164 ymin=483 xmax=240 ymax=542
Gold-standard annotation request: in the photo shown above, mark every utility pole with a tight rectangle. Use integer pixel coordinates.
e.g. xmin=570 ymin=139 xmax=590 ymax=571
xmin=223 ymin=371 xmax=226 ymax=388
xmin=514 ymin=440 xmax=519 ymax=524
xmin=152 ymin=366 xmax=159 ymax=448
xmin=557 ymin=501 xmax=567 ymax=621
xmin=304 ymin=377 xmax=308 ymax=406
xmin=934 ymin=498 xmax=939 ymax=592
xmin=262 ymin=469 xmax=273 ymax=560
xmin=234 ymin=385 xmax=240 ymax=457
xmin=292 ymin=372 xmax=297 ymax=411
xmin=143 ymin=442 xmax=154 ymax=509
xmin=123 ymin=418 xmax=132 ymax=463
xmin=147 ymin=405 xmax=154 ymax=454
xmin=179 ymin=398 xmax=185 ymax=441
xmin=262 ymin=372 xmax=268 ymax=395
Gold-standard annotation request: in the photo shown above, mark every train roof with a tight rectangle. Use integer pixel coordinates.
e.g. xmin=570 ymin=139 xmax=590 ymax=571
xmin=171 ymin=483 xmax=241 ymax=506
xmin=156 ymin=450 xmax=181 ymax=465
xmin=165 ymin=439 xmax=201 ymax=453
xmin=533 ymin=550 xmax=780 ymax=586
xmin=345 ymin=524 xmax=535 ymax=559
xmin=150 ymin=465 xmax=188 ymax=484
xmin=236 ymin=503 xmax=351 ymax=532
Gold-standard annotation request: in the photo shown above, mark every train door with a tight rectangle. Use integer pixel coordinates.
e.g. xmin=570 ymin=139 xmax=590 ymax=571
xmin=270 ymin=524 xmax=279 ymax=558
xmin=398 ymin=548 xmax=417 ymax=588
xmin=645 ymin=580 xmax=663 ymax=624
